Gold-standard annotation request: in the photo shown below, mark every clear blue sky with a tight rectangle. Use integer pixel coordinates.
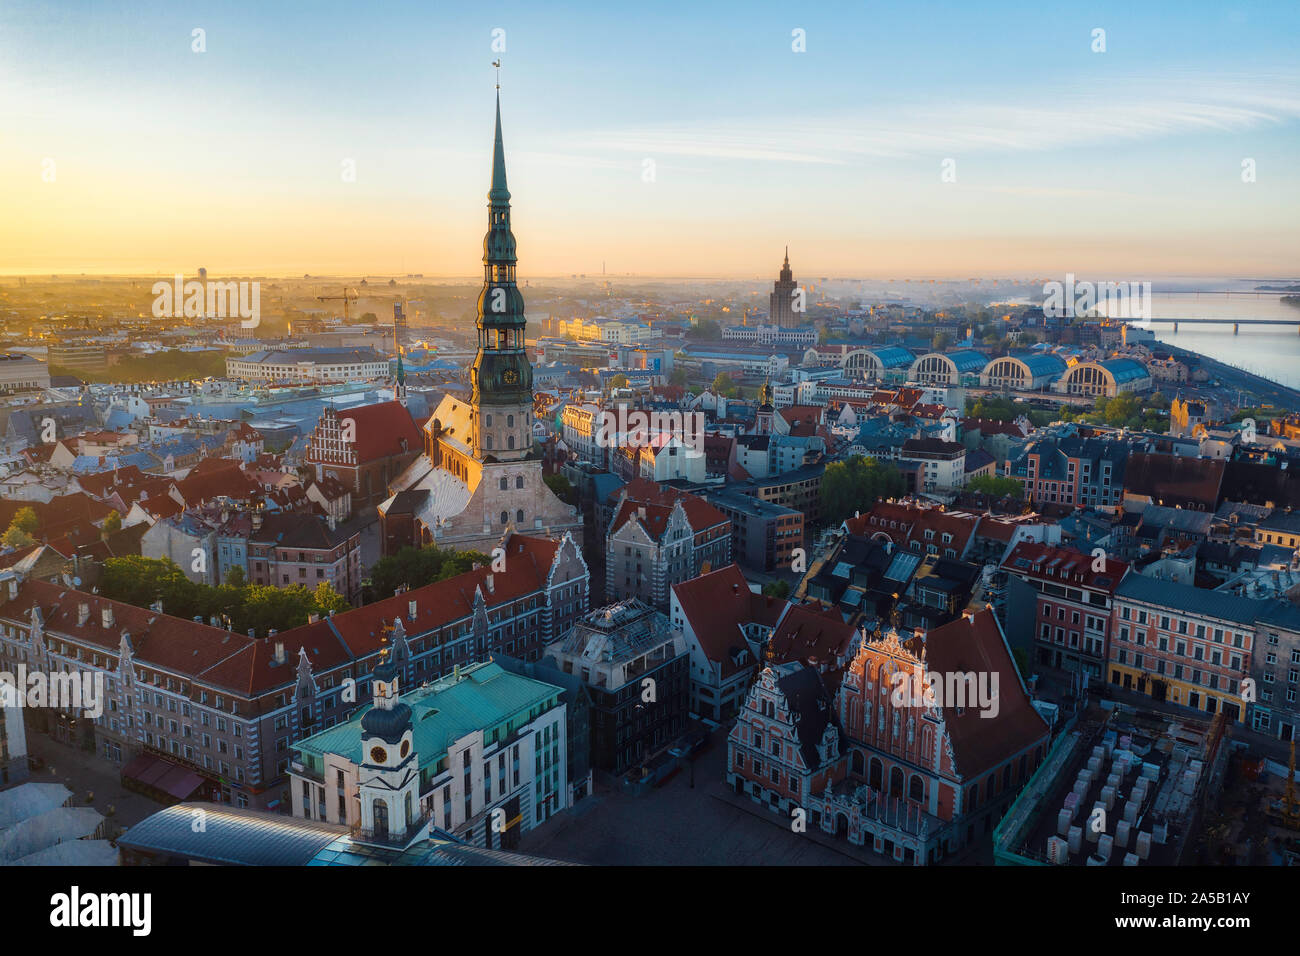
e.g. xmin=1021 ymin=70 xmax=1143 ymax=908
xmin=2 ymin=0 xmax=1297 ymax=277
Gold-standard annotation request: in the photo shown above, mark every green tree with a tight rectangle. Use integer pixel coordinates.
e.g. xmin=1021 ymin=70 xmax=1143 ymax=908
xmin=312 ymin=581 xmax=351 ymax=617
xmin=932 ymin=331 xmax=951 ymax=351
xmin=965 ymin=474 xmax=1024 ymax=499
xmin=609 ymin=373 xmax=629 ymax=389
xmin=10 ymin=507 xmax=38 ymax=535
xmin=762 ymin=579 xmax=791 ymax=599
xmin=2 ymin=524 xmax=35 ymax=549
xmin=669 ymin=367 xmax=689 ymax=387
xmin=544 ymin=472 xmax=577 ymax=505
xmin=102 ymin=510 xmax=122 ymax=536
xmin=99 ymin=556 xmax=355 ymax=635
xmin=239 ymin=585 xmax=318 ymax=635
xmin=100 ymin=556 xmax=196 ymax=613
xmin=819 ymin=456 xmax=906 ymax=526
xmin=712 ymin=372 xmax=737 ymax=397
xmin=369 ymin=545 xmax=492 ymax=599
xmin=968 ymin=396 xmax=1027 ymax=422
xmin=685 ymin=318 xmax=721 ymax=340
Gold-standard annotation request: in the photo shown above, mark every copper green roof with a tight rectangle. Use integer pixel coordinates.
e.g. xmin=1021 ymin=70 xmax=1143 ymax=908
xmin=489 ymin=91 xmax=509 ymax=202
xmin=294 ymin=661 xmax=562 ymax=769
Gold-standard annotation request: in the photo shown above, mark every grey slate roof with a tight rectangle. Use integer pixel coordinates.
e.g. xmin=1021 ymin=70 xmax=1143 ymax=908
xmin=1114 ymin=573 xmax=1266 ymax=625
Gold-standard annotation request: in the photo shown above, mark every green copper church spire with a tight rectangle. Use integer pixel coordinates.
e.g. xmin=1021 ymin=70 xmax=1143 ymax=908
xmin=489 ymin=89 xmax=510 ymax=204
xmin=472 ymin=80 xmax=531 ymax=417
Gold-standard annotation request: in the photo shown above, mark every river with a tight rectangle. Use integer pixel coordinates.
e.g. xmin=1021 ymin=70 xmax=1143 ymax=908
xmin=1104 ymin=281 xmax=1300 ymax=390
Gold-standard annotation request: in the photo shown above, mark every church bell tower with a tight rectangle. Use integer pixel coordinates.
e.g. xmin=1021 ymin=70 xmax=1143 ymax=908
xmin=357 ymin=645 xmax=421 ymax=845
xmin=470 ymin=87 xmax=534 ymax=462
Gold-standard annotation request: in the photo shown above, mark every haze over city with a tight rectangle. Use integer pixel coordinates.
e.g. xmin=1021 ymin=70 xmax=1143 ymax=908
xmin=2 ymin=0 xmax=1297 ymax=930
xmin=2 ymin=0 xmax=1298 ymax=277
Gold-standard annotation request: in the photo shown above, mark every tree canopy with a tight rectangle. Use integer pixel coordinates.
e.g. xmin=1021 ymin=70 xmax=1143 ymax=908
xmin=685 ymin=318 xmax=722 ymax=340
xmin=368 ymin=545 xmax=492 ymax=600
xmin=819 ymin=456 xmax=906 ymax=526
xmin=99 ymin=555 xmax=352 ymax=636
xmin=762 ymin=579 xmax=791 ymax=599
xmin=965 ymin=474 xmax=1024 ymax=499
xmin=1059 ymin=392 xmax=1168 ymax=431
xmin=2 ymin=507 xmax=39 ymax=549
xmin=543 ymin=472 xmax=577 ymax=505
xmin=54 ymin=349 xmax=226 ymax=384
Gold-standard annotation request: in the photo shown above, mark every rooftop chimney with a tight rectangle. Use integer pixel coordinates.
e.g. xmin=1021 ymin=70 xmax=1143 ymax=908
xmin=101 ymin=606 xmax=113 ymax=629
xmin=78 ymin=603 xmax=91 ymax=626
xmin=486 ymin=574 xmax=495 ymax=594
xmin=408 ymin=599 xmax=417 ymax=621
xmin=273 ymin=641 xmax=286 ymax=665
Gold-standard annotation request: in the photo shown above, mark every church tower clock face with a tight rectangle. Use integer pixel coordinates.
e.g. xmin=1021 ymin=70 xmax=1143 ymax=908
xmin=370 ymin=745 xmax=388 ymax=764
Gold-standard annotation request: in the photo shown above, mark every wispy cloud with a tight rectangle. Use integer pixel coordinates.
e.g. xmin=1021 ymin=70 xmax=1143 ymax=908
xmin=561 ymin=73 xmax=1300 ymax=165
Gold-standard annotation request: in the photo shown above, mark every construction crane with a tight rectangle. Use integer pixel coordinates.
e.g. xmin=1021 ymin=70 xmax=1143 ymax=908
xmin=316 ymin=288 xmax=359 ymax=321
xmin=1269 ymin=739 xmax=1300 ymax=831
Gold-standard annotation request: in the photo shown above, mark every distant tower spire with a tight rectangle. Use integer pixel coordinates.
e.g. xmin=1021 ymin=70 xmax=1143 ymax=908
xmin=394 ymin=304 xmax=407 ymax=407
xmin=771 ymin=246 xmax=797 ymax=329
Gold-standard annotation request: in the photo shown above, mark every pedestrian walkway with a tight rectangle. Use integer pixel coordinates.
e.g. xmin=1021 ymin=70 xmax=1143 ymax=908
xmin=23 ymin=732 xmax=165 ymax=829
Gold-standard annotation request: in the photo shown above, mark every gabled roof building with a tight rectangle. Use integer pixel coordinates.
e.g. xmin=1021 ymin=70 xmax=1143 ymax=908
xmin=819 ymin=609 xmax=1050 ymax=864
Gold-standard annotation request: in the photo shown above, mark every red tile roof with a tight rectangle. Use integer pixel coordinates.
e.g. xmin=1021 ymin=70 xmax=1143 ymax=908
xmin=611 ymin=500 xmax=674 ymax=540
xmin=0 ymin=493 xmax=115 ymax=546
xmin=671 ymin=564 xmax=781 ymax=677
xmin=909 ymin=403 xmax=948 ymax=420
xmin=961 ymin=417 xmax=1030 ymax=438
xmin=920 ymin=609 xmax=1049 ymax=778
xmin=337 ymin=401 xmax=421 ymax=463
xmin=175 ymin=459 xmax=261 ymax=507
xmin=617 ymin=477 xmax=730 ymax=534
xmin=0 ymin=533 xmax=567 ymax=702
xmin=0 ymin=579 xmax=257 ymax=694
xmin=844 ymin=502 xmax=979 ymax=556
xmin=780 ymin=405 xmax=824 ymax=437
xmin=769 ymin=601 xmax=858 ymax=693
xmin=77 ymin=465 xmax=176 ymax=512
xmin=1000 ymin=540 xmax=1129 ymax=592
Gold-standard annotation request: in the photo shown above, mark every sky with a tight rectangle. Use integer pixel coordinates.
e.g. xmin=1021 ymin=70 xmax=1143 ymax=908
xmin=1 ymin=0 xmax=1298 ymax=279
